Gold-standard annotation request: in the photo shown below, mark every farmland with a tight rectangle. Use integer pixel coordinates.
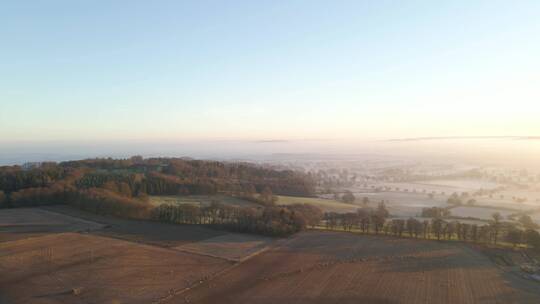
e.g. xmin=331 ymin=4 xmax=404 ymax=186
xmin=42 ymin=205 xmax=227 ymax=247
xmin=349 ymin=191 xmax=448 ymax=217
xmin=328 ymin=177 xmax=540 ymax=224
xmin=450 ymin=206 xmax=516 ymax=221
xmin=150 ymin=194 xmax=359 ymax=214
xmin=0 ymin=208 xmax=105 ymax=242
xmin=0 ymin=233 xmax=231 ymax=304
xmin=176 ymin=233 xmax=275 ymax=261
xmin=0 ymin=207 xmax=268 ymax=304
xmin=150 ymin=195 xmax=258 ymax=208
xmin=277 ymin=195 xmax=358 ymax=213
xmin=2 ymin=207 xmax=540 ymax=304
xmin=175 ymin=231 xmax=540 ymax=304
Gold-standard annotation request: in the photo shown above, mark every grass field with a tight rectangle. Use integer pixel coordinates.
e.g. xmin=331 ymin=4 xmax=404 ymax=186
xmin=373 ymin=179 xmax=502 ymax=194
xmin=351 ymin=191 xmax=448 ymax=217
xmin=175 ymin=231 xmax=540 ymax=304
xmin=450 ymin=206 xmax=515 ymax=221
xmin=276 ymin=195 xmax=358 ymax=213
xmin=150 ymin=195 xmax=258 ymax=208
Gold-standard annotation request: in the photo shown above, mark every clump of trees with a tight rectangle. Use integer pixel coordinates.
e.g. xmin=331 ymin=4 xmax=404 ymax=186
xmin=447 ymin=193 xmax=463 ymax=205
xmin=518 ymin=214 xmax=539 ymax=230
xmin=466 ymin=199 xmax=477 ymax=206
xmin=237 ymin=186 xmax=279 ymax=207
xmin=71 ymin=188 xmax=152 ymax=219
xmin=324 ymin=201 xmax=389 ymax=234
xmin=341 ymin=190 xmax=356 ymax=204
xmin=524 ymin=229 xmax=540 ymax=251
xmin=421 ymin=207 xmax=451 ymax=218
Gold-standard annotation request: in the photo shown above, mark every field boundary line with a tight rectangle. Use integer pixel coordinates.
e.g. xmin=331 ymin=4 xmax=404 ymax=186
xmin=171 ymin=247 xmax=241 ymax=263
xmin=172 ymin=238 xmax=277 ymax=263
xmin=36 ymin=207 xmax=107 ymax=227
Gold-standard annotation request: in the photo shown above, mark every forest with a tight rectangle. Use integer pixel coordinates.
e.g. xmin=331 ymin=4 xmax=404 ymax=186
xmin=0 ymin=157 xmax=317 ymax=236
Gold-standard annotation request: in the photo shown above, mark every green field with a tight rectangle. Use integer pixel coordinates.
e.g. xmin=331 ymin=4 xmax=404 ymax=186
xmin=149 ymin=195 xmax=258 ymax=208
xmin=150 ymin=195 xmax=358 ymax=213
xmin=276 ymin=195 xmax=358 ymax=213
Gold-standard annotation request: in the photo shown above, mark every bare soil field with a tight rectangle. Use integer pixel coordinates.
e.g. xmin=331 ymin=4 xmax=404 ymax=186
xmin=3 ymin=207 xmax=540 ymax=304
xmin=175 ymin=233 xmax=276 ymax=261
xmin=0 ymin=208 xmax=105 ymax=243
xmin=175 ymin=231 xmax=540 ymax=304
xmin=42 ymin=205 xmax=226 ymax=247
xmin=0 ymin=232 xmax=231 ymax=304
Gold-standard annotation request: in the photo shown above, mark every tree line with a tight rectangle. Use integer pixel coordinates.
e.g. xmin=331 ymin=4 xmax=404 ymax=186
xmin=323 ymin=205 xmax=540 ymax=251
xmin=154 ymin=201 xmax=323 ymax=236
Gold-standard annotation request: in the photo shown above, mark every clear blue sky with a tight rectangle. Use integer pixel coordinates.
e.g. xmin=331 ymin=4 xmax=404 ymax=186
xmin=1 ymin=0 xmax=539 ymax=143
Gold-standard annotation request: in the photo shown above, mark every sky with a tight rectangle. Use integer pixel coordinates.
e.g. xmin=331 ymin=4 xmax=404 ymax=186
xmin=1 ymin=0 xmax=540 ymax=147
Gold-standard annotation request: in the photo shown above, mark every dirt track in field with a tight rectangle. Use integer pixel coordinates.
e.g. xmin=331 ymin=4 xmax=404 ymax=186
xmin=173 ymin=231 xmax=540 ymax=304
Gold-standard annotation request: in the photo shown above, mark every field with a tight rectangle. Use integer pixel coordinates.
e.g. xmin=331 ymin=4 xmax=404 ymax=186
xmin=450 ymin=206 xmax=516 ymax=221
xmin=411 ymin=179 xmax=501 ymax=192
xmin=0 ymin=207 xmax=269 ymax=304
xmin=3 ymin=207 xmax=540 ymax=304
xmin=473 ymin=189 xmax=540 ymax=210
xmin=340 ymin=178 xmax=540 ymax=224
xmin=175 ymin=231 xmax=540 ymax=304
xmin=277 ymin=195 xmax=358 ymax=213
xmin=176 ymin=233 xmax=275 ymax=261
xmin=351 ymin=191 xmax=448 ymax=217
xmin=151 ymin=194 xmax=362 ymax=213
xmin=0 ymin=208 xmax=105 ymax=242
xmin=41 ymin=205 xmax=226 ymax=247
xmin=150 ymin=195 xmax=258 ymax=208
xmin=0 ymin=233 xmax=231 ymax=304
xmin=374 ymin=179 xmax=502 ymax=194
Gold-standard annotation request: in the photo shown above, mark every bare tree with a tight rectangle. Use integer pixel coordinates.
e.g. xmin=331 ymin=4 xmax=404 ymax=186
xmin=490 ymin=212 xmax=502 ymax=244
xmin=432 ymin=218 xmax=444 ymax=240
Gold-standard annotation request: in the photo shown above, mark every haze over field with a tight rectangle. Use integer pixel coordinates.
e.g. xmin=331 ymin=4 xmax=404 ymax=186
xmin=2 ymin=138 xmax=540 ymax=170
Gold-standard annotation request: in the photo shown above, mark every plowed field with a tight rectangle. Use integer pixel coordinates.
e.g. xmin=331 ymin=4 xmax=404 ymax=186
xmin=176 ymin=231 xmax=540 ymax=304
